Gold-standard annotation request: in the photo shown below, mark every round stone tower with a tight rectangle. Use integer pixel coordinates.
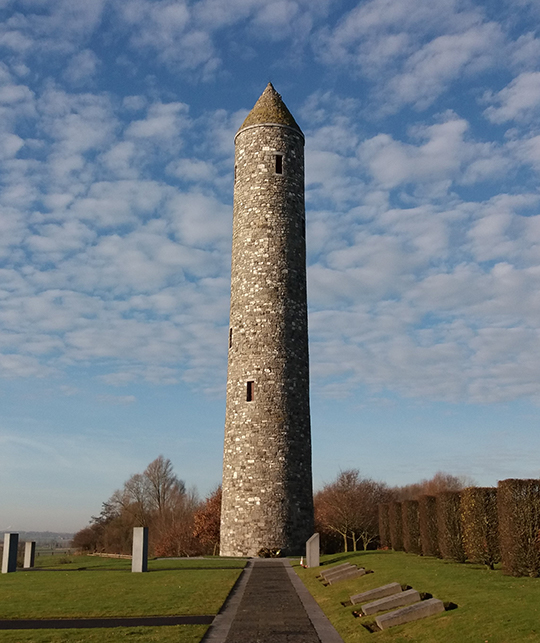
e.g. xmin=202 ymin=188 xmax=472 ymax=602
xmin=220 ymin=83 xmax=314 ymax=557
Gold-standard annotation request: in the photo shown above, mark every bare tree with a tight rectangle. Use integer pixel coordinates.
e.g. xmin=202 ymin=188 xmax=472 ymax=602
xmin=315 ymin=470 xmax=392 ymax=552
xmin=193 ymin=486 xmax=222 ymax=555
xmin=72 ymin=456 xmax=191 ymax=556
xmin=396 ymin=471 xmax=472 ymax=501
xmin=144 ymin=456 xmax=185 ymax=515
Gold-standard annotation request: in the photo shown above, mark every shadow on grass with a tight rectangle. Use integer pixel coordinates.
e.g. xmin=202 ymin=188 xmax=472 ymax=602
xmin=25 ymin=566 xmax=246 ymax=573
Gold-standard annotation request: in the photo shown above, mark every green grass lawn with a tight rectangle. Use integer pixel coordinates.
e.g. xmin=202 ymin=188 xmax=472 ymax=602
xmin=6 ymin=550 xmax=540 ymax=643
xmin=0 ymin=555 xmax=246 ymax=643
xmin=294 ymin=550 xmax=540 ymax=643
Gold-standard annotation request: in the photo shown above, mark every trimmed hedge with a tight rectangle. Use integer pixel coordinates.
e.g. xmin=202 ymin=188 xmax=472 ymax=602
xmin=419 ymin=495 xmax=439 ymax=557
xmin=389 ymin=501 xmax=404 ymax=551
xmin=498 ymin=479 xmax=540 ymax=577
xmin=402 ymin=500 xmax=421 ymax=554
xmin=461 ymin=487 xmax=500 ymax=569
xmin=437 ymin=491 xmax=465 ymax=563
xmin=378 ymin=503 xmax=391 ymax=549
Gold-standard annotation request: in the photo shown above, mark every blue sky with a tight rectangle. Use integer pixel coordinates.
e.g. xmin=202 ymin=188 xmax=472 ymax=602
xmin=2 ymin=0 xmax=540 ymax=532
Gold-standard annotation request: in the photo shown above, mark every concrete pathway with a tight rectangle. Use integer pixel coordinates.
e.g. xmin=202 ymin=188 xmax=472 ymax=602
xmin=203 ymin=559 xmax=344 ymax=643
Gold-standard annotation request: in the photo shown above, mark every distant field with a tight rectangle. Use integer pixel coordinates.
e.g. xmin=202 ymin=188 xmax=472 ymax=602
xmin=295 ymin=550 xmax=540 ymax=643
xmin=0 ymin=555 xmax=245 ymax=643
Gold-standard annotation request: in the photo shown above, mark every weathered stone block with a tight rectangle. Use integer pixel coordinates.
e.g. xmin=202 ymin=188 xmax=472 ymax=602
xmin=2 ymin=533 xmax=19 ymax=573
xmin=326 ymin=567 xmax=366 ymax=585
xmin=306 ymin=533 xmax=320 ymax=568
xmin=375 ymin=598 xmax=445 ymax=630
xmin=361 ymin=588 xmax=420 ymax=615
xmin=350 ymin=582 xmax=402 ymax=605
xmin=23 ymin=541 xmax=36 ymax=569
xmin=131 ymin=527 xmax=148 ymax=573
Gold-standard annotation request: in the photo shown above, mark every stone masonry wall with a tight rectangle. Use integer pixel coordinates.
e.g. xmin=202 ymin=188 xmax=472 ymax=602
xmin=220 ymin=123 xmax=314 ymax=556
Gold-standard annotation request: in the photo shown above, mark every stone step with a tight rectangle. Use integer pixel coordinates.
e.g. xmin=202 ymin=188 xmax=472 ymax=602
xmin=375 ymin=598 xmax=445 ymax=631
xmin=350 ymin=582 xmax=402 ymax=605
xmin=361 ymin=588 xmax=421 ymax=615
xmin=326 ymin=567 xmax=366 ymax=585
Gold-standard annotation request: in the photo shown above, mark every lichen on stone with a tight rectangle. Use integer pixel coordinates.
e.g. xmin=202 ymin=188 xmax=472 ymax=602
xmin=239 ymin=83 xmax=302 ymax=133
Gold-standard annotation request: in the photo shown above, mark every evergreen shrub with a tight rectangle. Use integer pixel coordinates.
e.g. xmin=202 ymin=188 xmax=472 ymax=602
xmin=461 ymin=487 xmax=500 ymax=569
xmin=378 ymin=503 xmax=390 ymax=548
xmin=419 ymin=495 xmax=439 ymax=557
xmin=402 ymin=499 xmax=422 ymax=554
xmin=498 ymin=479 xmax=540 ymax=577
xmin=437 ymin=491 xmax=465 ymax=562
xmin=389 ymin=501 xmax=404 ymax=551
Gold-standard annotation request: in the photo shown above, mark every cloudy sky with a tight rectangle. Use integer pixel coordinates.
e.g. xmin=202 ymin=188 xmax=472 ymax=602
xmin=2 ymin=0 xmax=540 ymax=532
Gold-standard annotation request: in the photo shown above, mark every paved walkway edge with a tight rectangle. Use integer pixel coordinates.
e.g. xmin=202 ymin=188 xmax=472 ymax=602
xmin=284 ymin=560 xmax=345 ymax=643
xmin=201 ymin=559 xmax=255 ymax=643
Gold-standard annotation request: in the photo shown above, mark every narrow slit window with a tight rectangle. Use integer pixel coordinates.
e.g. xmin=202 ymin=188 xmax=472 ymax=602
xmin=275 ymin=154 xmax=283 ymax=174
xmin=246 ymin=381 xmax=254 ymax=402
xmin=229 ymin=328 xmax=233 ymax=349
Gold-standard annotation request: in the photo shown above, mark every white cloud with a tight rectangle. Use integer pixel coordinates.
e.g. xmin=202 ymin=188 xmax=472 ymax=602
xmin=510 ymin=33 xmax=540 ymax=70
xmin=167 ymin=158 xmax=216 ymax=183
xmin=315 ymin=0 xmax=498 ymax=106
xmin=0 ymin=132 xmax=24 ymax=159
xmin=99 ymin=141 xmax=139 ymax=179
xmin=0 ymin=0 xmax=105 ymax=60
xmin=167 ymin=192 xmax=231 ymax=247
xmin=385 ymin=23 xmax=502 ymax=110
xmin=513 ymin=134 xmax=540 ymax=173
xmin=0 ymin=354 xmax=55 ymax=378
xmin=63 ymin=49 xmax=100 ymax=84
xmin=484 ymin=72 xmax=540 ymax=124
xmin=65 ymin=180 xmax=169 ymax=228
xmin=359 ymin=114 xmax=508 ymax=190
xmin=116 ymin=0 xmax=220 ymax=77
xmin=97 ymin=394 xmax=137 ymax=405
xmin=126 ymin=102 xmax=189 ymax=140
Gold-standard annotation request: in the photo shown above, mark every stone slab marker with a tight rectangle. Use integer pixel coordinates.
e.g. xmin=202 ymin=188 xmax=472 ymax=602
xmin=322 ymin=564 xmax=356 ymax=580
xmin=2 ymin=533 xmax=19 ymax=573
xmin=23 ymin=541 xmax=36 ymax=569
xmin=326 ymin=567 xmax=366 ymax=585
xmin=351 ymin=582 xmax=402 ymax=605
xmin=375 ymin=598 xmax=445 ymax=630
xmin=131 ymin=527 xmax=148 ymax=573
xmin=306 ymin=533 xmax=320 ymax=568
xmin=319 ymin=563 xmax=352 ymax=579
xmin=361 ymin=588 xmax=420 ymax=615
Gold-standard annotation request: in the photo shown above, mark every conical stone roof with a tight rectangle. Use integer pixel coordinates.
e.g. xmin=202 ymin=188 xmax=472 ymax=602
xmin=239 ymin=83 xmax=302 ymax=134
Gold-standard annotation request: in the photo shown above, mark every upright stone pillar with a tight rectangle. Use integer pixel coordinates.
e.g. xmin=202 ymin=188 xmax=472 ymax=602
xmin=131 ymin=527 xmax=148 ymax=573
xmin=23 ymin=541 xmax=36 ymax=569
xmin=220 ymin=83 xmax=314 ymax=557
xmin=2 ymin=533 xmax=19 ymax=573
xmin=306 ymin=533 xmax=320 ymax=568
